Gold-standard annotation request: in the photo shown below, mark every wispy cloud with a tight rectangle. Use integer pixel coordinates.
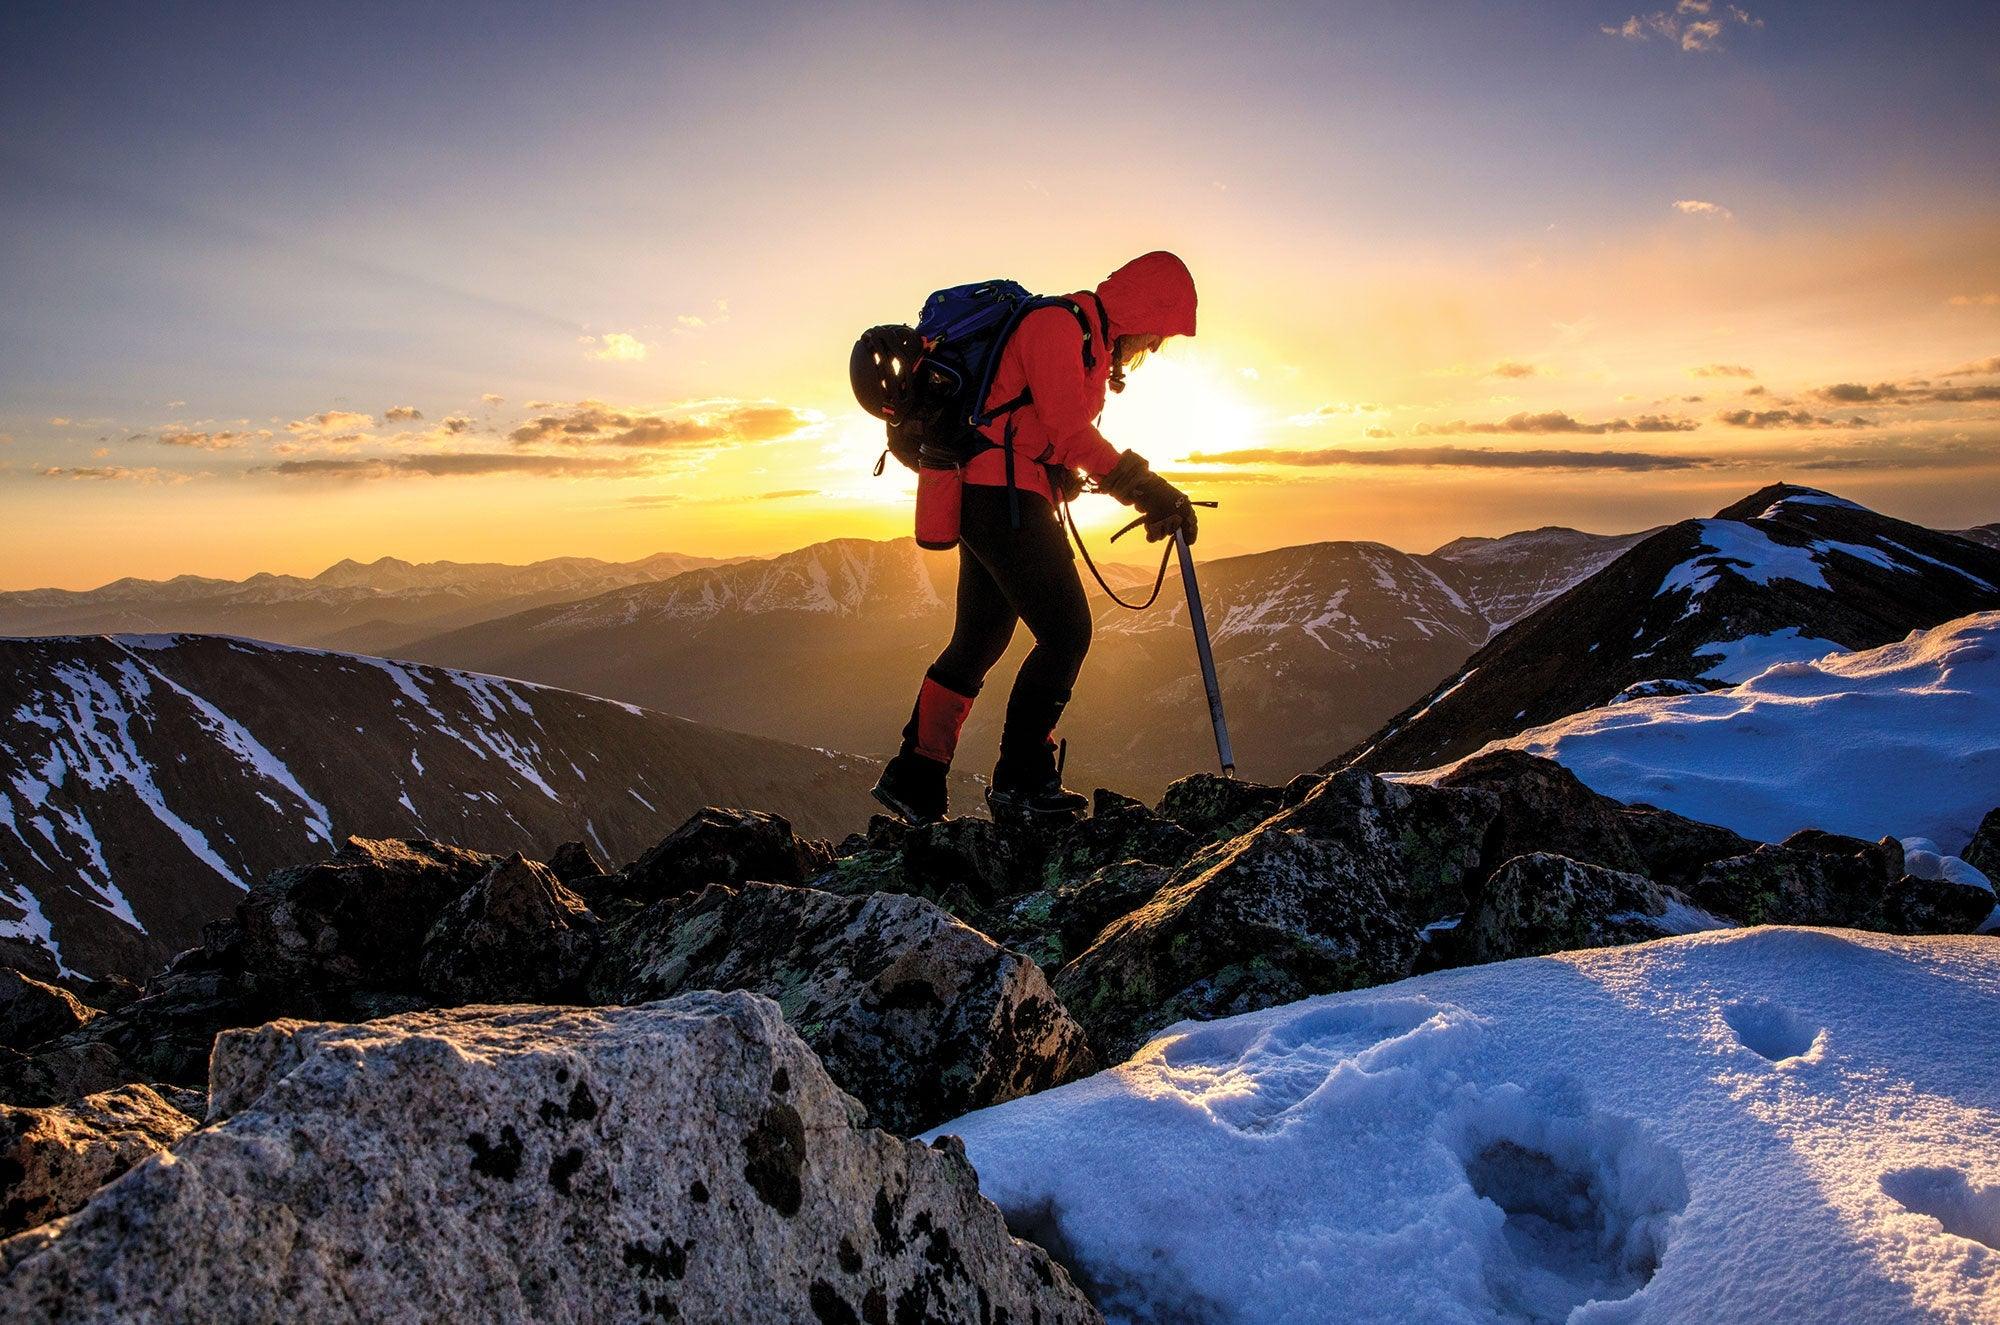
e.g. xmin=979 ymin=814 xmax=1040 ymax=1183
xmin=1950 ymin=293 xmax=2000 ymax=308
xmin=1715 ymin=409 xmax=1872 ymax=429
xmin=582 ymin=332 xmax=649 ymax=362
xmin=507 ymin=399 xmax=814 ymax=449
xmin=1182 ymin=445 xmax=1707 ymax=472
xmin=159 ymin=429 xmax=267 ymax=449
xmin=264 ymin=453 xmax=658 ymax=481
xmin=285 ymin=409 xmax=375 ymax=438
xmin=1487 ymin=361 xmax=1542 ymax=379
xmin=1414 ymin=411 xmax=1697 ymax=436
xmin=40 ymin=465 xmax=190 ymax=483
xmin=1691 ymin=363 xmax=1756 ymax=378
xmin=384 ymin=405 xmax=423 ymax=422
xmin=1673 ymin=199 xmax=1734 ymax=220
xmin=1603 ymin=2 xmax=1762 ymax=52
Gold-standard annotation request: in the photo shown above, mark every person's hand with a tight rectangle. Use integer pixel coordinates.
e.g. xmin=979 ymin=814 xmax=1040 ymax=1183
xmin=1099 ymin=450 xmax=1198 ymax=544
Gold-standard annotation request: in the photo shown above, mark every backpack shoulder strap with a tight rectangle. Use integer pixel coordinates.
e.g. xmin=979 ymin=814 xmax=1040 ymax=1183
xmin=971 ymin=296 xmax=1102 ymax=426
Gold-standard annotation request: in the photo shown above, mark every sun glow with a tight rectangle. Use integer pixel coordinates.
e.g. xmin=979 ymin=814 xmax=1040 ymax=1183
xmin=1098 ymin=349 xmax=1265 ymax=470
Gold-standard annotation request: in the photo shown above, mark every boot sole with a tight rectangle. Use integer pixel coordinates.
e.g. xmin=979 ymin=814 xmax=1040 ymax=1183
xmin=984 ymin=792 xmax=1086 ymax=827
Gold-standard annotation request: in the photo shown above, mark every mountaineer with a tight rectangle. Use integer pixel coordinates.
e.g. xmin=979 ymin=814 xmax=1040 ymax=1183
xmin=849 ymin=251 xmax=1201 ymax=826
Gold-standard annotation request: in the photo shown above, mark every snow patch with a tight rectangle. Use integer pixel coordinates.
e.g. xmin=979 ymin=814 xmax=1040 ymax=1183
xmin=1439 ymin=613 xmax=2000 ymax=852
xmin=1693 ymin=627 xmax=1844 ymax=683
xmin=933 ymin=928 xmax=2000 ymax=1323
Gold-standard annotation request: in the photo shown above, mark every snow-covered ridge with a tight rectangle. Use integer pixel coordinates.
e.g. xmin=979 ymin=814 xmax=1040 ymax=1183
xmin=1660 ymin=515 xmax=1997 ymax=613
xmin=1431 ymin=611 xmax=2000 ymax=854
xmin=933 ymin=927 xmax=2000 ymax=1324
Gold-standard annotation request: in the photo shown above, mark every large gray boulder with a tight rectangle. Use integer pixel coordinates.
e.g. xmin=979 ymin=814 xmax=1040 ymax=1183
xmin=0 ymin=1085 xmax=193 ymax=1237
xmin=0 ymin=994 xmax=1099 ymax=1325
xmin=591 ymin=882 xmax=1094 ymax=1134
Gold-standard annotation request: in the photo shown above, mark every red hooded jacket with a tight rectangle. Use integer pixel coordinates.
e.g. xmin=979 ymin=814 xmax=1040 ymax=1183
xmin=963 ymin=251 xmax=1198 ymax=501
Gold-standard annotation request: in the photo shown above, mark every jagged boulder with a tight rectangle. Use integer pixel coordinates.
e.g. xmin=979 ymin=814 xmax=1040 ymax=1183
xmin=0 ymin=1085 xmax=193 ymax=1237
xmin=1432 ymin=750 xmax=1651 ymax=875
xmin=901 ymin=816 xmax=1035 ymax=910
xmin=0 ymin=933 xmax=258 ymax=1110
xmin=631 ymin=807 xmax=826 ymax=888
xmin=544 ymin=839 xmax=603 ymax=886
xmin=1155 ymin=772 xmax=1287 ymax=840
xmin=1962 ymin=807 xmax=2000 ymax=876
xmin=1446 ymin=853 xmax=1731 ymax=965
xmin=418 ymin=855 xmax=601 ymax=1004
xmin=1058 ymin=769 xmax=1496 ymax=1059
xmin=1613 ymin=801 xmax=1759 ymax=893
xmin=1 ymin=996 xmax=1099 ymax=1324
xmin=590 ymin=883 xmax=1094 ymax=1133
xmin=1042 ymin=790 xmax=1199 ymax=884
xmin=0 ymin=970 xmax=97 ymax=1052
xmin=1050 ymin=860 xmax=1175 ymax=960
xmin=1689 ymin=832 xmax=1906 ymax=929
xmin=238 ymin=836 xmax=497 ymax=994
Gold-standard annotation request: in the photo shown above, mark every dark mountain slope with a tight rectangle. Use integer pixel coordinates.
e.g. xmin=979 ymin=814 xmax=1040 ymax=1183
xmin=1339 ymin=484 xmax=2000 ymax=774
xmin=0 ymin=635 xmax=881 ymax=980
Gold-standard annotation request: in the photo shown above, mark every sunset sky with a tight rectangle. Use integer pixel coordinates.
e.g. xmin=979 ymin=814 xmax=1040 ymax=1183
xmin=3 ymin=0 xmax=1997 ymax=589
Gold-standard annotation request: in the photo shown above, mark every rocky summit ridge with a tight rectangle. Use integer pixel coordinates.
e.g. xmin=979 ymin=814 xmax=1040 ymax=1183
xmin=1 ymin=754 xmax=1994 ymax=1319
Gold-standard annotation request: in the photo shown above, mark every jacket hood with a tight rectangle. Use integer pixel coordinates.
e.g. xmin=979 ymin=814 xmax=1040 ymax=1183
xmin=1094 ymin=251 xmax=1197 ymax=341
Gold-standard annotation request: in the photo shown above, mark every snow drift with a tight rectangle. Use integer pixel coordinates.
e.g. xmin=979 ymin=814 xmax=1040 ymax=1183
xmin=932 ymin=927 xmax=2000 ymax=1324
xmin=1434 ymin=612 xmax=2000 ymax=855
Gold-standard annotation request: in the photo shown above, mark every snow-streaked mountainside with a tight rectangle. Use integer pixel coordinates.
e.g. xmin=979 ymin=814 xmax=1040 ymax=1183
xmin=933 ymin=927 xmax=2000 ymax=1325
xmin=407 ymin=535 xmax=1501 ymax=796
xmin=0 ymin=551 xmax=735 ymax=657
xmin=1431 ymin=525 xmax=1657 ymax=634
xmin=532 ymin=537 xmax=950 ymax=629
xmin=0 ymin=635 xmax=882 ymax=980
xmin=1955 ymin=523 xmax=2000 ymax=552
xmin=1076 ymin=541 xmax=1490 ymax=791
xmin=1422 ymin=612 xmax=2000 ymax=857
xmin=1341 ymin=485 xmax=2000 ymax=774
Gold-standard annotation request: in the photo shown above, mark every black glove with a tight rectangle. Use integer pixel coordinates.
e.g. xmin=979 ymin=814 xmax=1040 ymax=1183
xmin=1047 ymin=464 xmax=1087 ymax=504
xmin=1098 ymin=450 xmax=1198 ymax=545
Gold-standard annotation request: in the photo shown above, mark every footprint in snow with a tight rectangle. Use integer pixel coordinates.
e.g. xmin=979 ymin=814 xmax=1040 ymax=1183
xmin=1721 ymin=997 xmax=1824 ymax=1065
xmin=1881 ymin=1167 xmax=2000 ymax=1250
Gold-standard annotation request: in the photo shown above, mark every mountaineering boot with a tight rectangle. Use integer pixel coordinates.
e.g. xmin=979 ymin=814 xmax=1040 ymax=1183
xmin=872 ymin=752 xmax=948 ymax=827
xmin=873 ymin=672 xmax=977 ymax=826
xmin=986 ymin=738 xmax=1088 ymax=824
xmin=989 ymin=680 xmax=1088 ymax=824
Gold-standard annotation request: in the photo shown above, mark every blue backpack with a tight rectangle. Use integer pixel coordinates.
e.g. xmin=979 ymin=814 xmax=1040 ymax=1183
xmin=850 ymin=280 xmax=1103 ymax=472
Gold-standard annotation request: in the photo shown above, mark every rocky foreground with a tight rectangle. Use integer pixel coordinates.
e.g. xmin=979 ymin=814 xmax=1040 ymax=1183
xmin=2 ymin=753 xmax=1994 ymax=1319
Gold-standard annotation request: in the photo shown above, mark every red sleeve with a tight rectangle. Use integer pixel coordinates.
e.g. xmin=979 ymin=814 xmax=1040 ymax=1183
xmin=1012 ymin=307 xmax=1119 ymax=476
xmin=1050 ymin=422 xmax=1120 ymax=478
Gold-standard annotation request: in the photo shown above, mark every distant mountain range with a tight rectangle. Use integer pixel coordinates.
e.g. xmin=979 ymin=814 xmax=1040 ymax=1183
xmin=400 ymin=527 xmax=1629 ymax=796
xmin=0 ymin=552 xmax=739 ymax=657
xmin=0 ymin=635 xmax=882 ymax=980
xmin=1340 ymin=485 xmax=2000 ymax=774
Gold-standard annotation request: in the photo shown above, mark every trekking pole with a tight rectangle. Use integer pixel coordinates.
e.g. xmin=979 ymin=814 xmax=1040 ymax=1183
xmin=1174 ymin=529 xmax=1236 ymax=777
